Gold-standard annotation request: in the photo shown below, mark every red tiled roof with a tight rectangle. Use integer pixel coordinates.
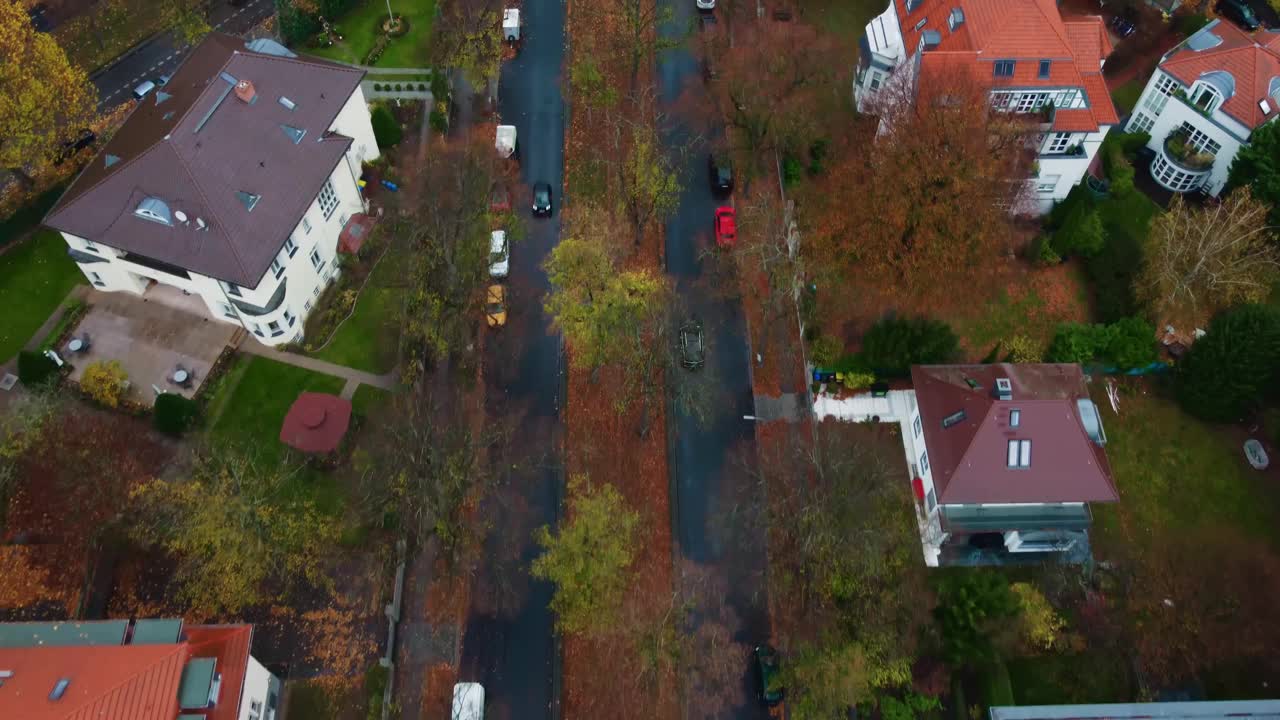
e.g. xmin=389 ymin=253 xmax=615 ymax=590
xmin=0 ymin=643 xmax=188 ymax=720
xmin=184 ymin=625 xmax=253 ymax=720
xmin=1051 ymin=107 xmax=1101 ymax=131
xmin=911 ymin=364 xmax=1119 ymax=505
xmin=1161 ymin=21 xmax=1280 ymax=129
xmin=897 ymin=0 xmax=1118 ymax=132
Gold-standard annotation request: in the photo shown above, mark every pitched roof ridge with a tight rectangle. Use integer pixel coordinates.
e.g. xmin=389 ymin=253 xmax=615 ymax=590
xmin=46 ymin=141 xmax=170 ymax=224
xmin=243 ymin=50 xmax=368 ymax=76
xmin=1032 ymin=0 xmax=1074 ymax=60
xmin=178 ymin=147 xmax=253 ymax=282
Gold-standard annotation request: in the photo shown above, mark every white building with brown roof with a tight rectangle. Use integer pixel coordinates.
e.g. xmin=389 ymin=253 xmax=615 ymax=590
xmin=853 ymin=0 xmax=1119 ymax=213
xmin=1126 ymin=19 xmax=1280 ymax=196
xmin=43 ymin=34 xmax=380 ymax=346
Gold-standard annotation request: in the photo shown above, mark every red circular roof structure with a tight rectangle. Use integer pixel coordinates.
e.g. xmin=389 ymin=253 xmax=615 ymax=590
xmin=279 ymin=392 xmax=352 ymax=454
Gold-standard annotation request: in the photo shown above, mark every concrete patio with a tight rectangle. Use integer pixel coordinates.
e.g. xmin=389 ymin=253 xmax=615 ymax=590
xmin=62 ymin=285 xmax=237 ymax=404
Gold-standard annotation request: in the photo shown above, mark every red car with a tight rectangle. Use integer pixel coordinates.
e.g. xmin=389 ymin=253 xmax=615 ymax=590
xmin=714 ymin=206 xmax=736 ymax=248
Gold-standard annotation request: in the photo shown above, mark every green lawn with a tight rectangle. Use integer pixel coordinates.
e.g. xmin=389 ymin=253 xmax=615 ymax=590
xmin=302 ymin=0 xmax=436 ymax=68
xmin=1091 ymin=385 xmax=1280 ymax=554
xmin=0 ymin=229 xmax=86 ymax=363
xmin=1110 ymin=79 xmax=1144 ymax=116
xmin=351 ymin=384 xmax=393 ymax=417
xmin=801 ymin=0 xmax=884 ymax=44
xmin=311 ymin=252 xmax=402 ymax=375
xmin=1009 ymin=652 xmax=1134 ymax=705
xmin=208 ymin=355 xmax=345 ymax=468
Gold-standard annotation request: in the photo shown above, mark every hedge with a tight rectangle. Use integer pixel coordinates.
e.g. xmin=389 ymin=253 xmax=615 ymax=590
xmin=154 ymin=393 xmax=200 ymax=436
xmin=17 ymin=350 xmax=58 ymax=386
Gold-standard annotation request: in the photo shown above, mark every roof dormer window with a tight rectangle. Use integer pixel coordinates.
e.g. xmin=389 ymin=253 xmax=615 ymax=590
xmin=1190 ymin=83 xmax=1222 ymax=113
xmin=135 ymin=196 xmax=172 ymax=225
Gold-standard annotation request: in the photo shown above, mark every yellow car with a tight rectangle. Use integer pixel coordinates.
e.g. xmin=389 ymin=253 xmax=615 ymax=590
xmin=486 ymin=284 xmax=507 ymax=328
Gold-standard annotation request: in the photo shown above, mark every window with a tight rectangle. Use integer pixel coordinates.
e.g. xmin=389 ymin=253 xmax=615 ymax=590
xmin=1007 ymin=439 xmax=1031 ymax=468
xmin=134 ymin=196 xmax=172 ymax=225
xmin=270 ymin=257 xmax=285 ymax=279
xmin=304 ymin=299 xmax=313 ymax=312
xmin=283 ymin=235 xmax=298 ymax=257
xmin=1035 ymin=175 xmax=1061 ymax=193
xmin=219 ymin=302 xmax=236 ymax=319
xmin=1044 ymin=132 xmax=1072 ymax=154
xmin=313 ymin=285 xmax=321 ymax=297
xmin=1014 ymin=91 xmax=1053 ymax=113
xmin=317 ymin=179 xmax=339 ymax=220
xmin=1152 ymin=153 xmax=1207 ymax=192
xmin=1179 ymin=122 xmax=1221 ymax=155
xmin=914 ymin=17 xmax=927 ymax=31
xmin=919 ymin=451 xmax=930 ymax=474
xmin=236 ymin=190 xmax=261 ymax=212
xmin=253 ymin=323 xmax=264 ymax=337
xmin=868 ymin=71 xmax=882 ymax=91
xmin=88 ymin=271 xmax=104 ymax=287
xmin=1142 ymin=74 xmax=1178 ymax=115
xmin=1038 ymin=59 xmax=1051 ymax=79
xmin=1010 ymin=409 xmax=1021 ymax=427
xmin=913 ymin=415 xmax=922 ymax=438
xmin=1129 ymin=111 xmax=1155 ymax=134
xmin=278 ymin=96 xmax=296 ymax=111
xmin=926 ymin=488 xmax=937 ymax=513
xmin=224 ymin=282 xmax=242 ymax=298
xmin=993 ymin=59 xmax=1015 ymax=77
xmin=310 ymin=248 xmax=324 ymax=271
xmin=301 ymin=216 xmax=312 ymax=234
xmin=284 ymin=307 xmax=296 ymax=327
xmin=268 ymin=320 xmax=283 ymax=337
xmin=1189 ymin=83 xmax=1222 ymax=113
xmin=83 ymin=239 xmax=98 ymax=252
xmin=339 ymin=212 xmax=349 ymax=228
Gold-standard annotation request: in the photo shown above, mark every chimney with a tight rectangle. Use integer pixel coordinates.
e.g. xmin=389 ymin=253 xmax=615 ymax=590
xmin=995 ymin=377 xmax=1012 ymax=401
xmin=234 ymin=79 xmax=256 ymax=104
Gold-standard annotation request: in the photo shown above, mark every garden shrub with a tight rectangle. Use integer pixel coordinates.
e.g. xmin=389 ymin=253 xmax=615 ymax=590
xmin=154 ymin=393 xmax=199 ymax=436
xmin=1046 ymin=317 xmax=1157 ymax=369
xmin=1176 ymin=13 xmax=1210 ymax=37
xmin=1028 ymin=233 xmax=1060 ymax=267
xmin=430 ymin=72 xmax=451 ymax=102
xmin=808 ymin=333 xmax=843 ymax=367
xmin=418 ymin=82 xmax=427 ymax=91
xmin=861 ymin=315 xmax=959 ymax=377
xmin=934 ymin=570 xmax=1019 ymax=665
xmin=429 ymin=109 xmax=448 ymax=133
xmin=371 ymin=105 xmax=402 ymax=147
xmin=372 ymin=82 xmax=383 ymax=91
xmin=1103 ymin=142 xmax=1136 ymax=195
xmin=808 ymin=138 xmax=830 ymax=176
xmin=1177 ymin=304 xmax=1280 ymax=422
xmin=1051 ymin=205 xmax=1105 ymax=258
xmin=782 ymin=155 xmax=803 ymax=188
xmin=1090 ymin=187 xmax=1157 ymax=322
xmin=17 ymin=350 xmax=58 ymax=386
xmin=393 ymin=83 xmax=403 ymax=92
xmin=1001 ymin=335 xmax=1043 ymax=363
xmin=81 ymin=359 xmax=128 ymax=408
xmin=837 ymin=370 xmax=876 ymax=391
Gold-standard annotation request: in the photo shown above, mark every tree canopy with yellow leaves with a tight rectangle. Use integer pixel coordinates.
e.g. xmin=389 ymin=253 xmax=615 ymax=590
xmin=0 ymin=0 xmax=98 ymax=185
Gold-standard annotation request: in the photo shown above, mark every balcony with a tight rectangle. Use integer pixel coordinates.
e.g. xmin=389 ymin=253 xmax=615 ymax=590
xmin=1162 ymin=131 xmax=1215 ymax=172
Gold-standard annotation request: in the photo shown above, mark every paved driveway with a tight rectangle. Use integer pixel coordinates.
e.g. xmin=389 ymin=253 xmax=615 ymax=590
xmin=459 ymin=0 xmax=567 ymax=718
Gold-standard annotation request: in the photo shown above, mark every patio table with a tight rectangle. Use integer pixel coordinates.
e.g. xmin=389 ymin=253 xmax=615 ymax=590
xmin=68 ymin=338 xmax=85 ymax=353
xmin=173 ymin=369 xmax=189 ymax=385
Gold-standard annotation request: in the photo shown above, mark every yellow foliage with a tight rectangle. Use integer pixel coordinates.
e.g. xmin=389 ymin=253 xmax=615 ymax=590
xmin=1011 ymin=582 xmax=1066 ymax=652
xmin=80 ymin=360 xmax=129 ymax=408
xmin=1002 ymin=335 xmax=1044 ymax=363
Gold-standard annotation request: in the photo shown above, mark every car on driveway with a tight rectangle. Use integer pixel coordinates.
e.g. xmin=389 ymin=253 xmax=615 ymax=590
xmin=708 ymin=153 xmax=733 ymax=194
xmin=754 ymin=645 xmax=784 ymax=706
xmin=697 ymin=0 xmax=715 ymax=10
xmin=489 ymin=230 xmax=510 ymax=278
xmin=1219 ymin=0 xmax=1261 ymax=30
xmin=486 ymin=285 xmax=507 ymax=328
xmin=679 ymin=320 xmax=705 ymax=370
xmin=714 ymin=206 xmax=736 ymax=248
xmin=532 ymin=181 xmax=553 ymax=216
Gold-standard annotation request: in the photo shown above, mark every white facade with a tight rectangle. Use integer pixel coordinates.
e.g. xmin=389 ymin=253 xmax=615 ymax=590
xmin=236 ymin=655 xmax=281 ymax=720
xmin=60 ymin=87 xmax=379 ymax=347
xmin=1126 ymin=68 xmax=1251 ymax=196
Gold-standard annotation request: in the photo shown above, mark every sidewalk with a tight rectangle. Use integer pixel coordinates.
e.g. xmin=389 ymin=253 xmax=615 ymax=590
xmin=237 ymin=341 xmax=400 ymax=395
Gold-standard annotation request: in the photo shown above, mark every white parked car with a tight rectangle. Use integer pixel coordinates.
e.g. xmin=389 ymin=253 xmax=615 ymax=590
xmin=453 ymin=683 xmax=485 ymax=720
xmin=697 ymin=0 xmax=715 ymax=9
xmin=489 ymin=230 xmax=509 ymax=278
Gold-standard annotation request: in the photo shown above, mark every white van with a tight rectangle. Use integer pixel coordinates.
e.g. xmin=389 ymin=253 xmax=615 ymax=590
xmin=452 ymin=682 xmax=485 ymax=720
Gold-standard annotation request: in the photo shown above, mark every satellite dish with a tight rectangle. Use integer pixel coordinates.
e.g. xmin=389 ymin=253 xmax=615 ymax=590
xmin=195 ymin=217 xmax=207 ymax=229
xmin=174 ymin=210 xmax=188 ymax=223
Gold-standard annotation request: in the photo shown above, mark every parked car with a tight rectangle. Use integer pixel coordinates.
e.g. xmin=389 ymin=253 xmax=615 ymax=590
xmin=679 ymin=321 xmax=705 ymax=370
xmin=697 ymin=0 xmax=715 ymax=10
xmin=1219 ymin=0 xmax=1261 ymax=31
xmin=132 ymin=80 xmax=157 ymax=100
xmin=1109 ymin=14 xmax=1136 ymax=38
xmin=714 ymin=206 xmax=736 ymax=248
xmin=490 ymin=185 xmax=511 ymax=213
xmin=489 ymin=230 xmax=509 ymax=278
xmin=155 ymin=73 xmax=172 ymax=87
xmin=453 ymin=683 xmax=485 ymax=720
xmin=754 ymin=645 xmax=784 ymax=706
xmin=708 ymin=153 xmax=733 ymax=194
xmin=486 ymin=285 xmax=507 ymax=328
xmin=532 ymin=181 xmax=553 ymax=216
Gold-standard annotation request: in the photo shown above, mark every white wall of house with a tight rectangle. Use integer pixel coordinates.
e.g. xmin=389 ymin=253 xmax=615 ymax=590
xmin=330 ymin=85 xmax=381 ymax=180
xmin=1126 ymin=69 xmax=1250 ymax=196
xmin=236 ymin=655 xmax=278 ymax=720
xmin=60 ymin=107 xmax=373 ymax=347
xmin=1034 ymin=127 xmax=1110 ymax=212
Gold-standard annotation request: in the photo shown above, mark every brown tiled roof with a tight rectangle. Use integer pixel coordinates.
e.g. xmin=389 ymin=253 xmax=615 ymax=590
xmin=911 ymin=363 xmax=1118 ymax=505
xmin=1161 ymin=20 xmax=1280 ymax=129
xmin=44 ymin=33 xmax=365 ymax=287
xmin=0 ymin=643 xmax=188 ymax=720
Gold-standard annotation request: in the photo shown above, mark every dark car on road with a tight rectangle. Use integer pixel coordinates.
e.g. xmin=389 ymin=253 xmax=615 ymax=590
xmin=1219 ymin=0 xmax=1261 ymax=30
xmin=1109 ymin=14 xmax=1136 ymax=38
xmin=708 ymin=153 xmax=733 ymax=194
xmin=532 ymin=181 xmax=553 ymax=216
xmin=755 ymin=645 xmax=784 ymax=706
xmin=678 ymin=320 xmax=705 ymax=370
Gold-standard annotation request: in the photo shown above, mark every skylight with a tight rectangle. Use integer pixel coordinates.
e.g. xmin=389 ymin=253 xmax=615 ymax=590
xmin=104 ymin=154 xmax=120 ymax=168
xmin=155 ymin=91 xmax=172 ymax=105
xmin=279 ymin=96 xmax=296 ymax=111
xmin=1006 ymin=439 xmax=1031 ymax=468
xmin=1010 ymin=409 xmax=1021 ymax=427
xmin=941 ymin=410 xmax=966 ymax=429
xmin=236 ymin=191 xmax=261 ymax=212
xmin=50 ymin=678 xmax=70 ymax=701
xmin=135 ymin=196 xmax=172 ymax=225
xmin=280 ymin=124 xmax=306 ymax=144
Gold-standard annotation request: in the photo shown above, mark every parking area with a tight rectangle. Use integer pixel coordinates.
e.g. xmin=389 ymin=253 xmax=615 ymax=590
xmin=62 ymin=286 xmax=236 ymax=404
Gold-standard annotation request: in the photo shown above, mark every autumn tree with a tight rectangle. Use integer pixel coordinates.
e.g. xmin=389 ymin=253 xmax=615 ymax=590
xmin=1137 ymin=189 xmax=1279 ymax=331
xmin=431 ymin=4 xmax=504 ymax=94
xmin=130 ymin=450 xmax=341 ymax=614
xmin=731 ymin=179 xmax=802 ymax=361
xmin=161 ymin=0 xmax=212 ymax=48
xmin=0 ymin=0 xmax=98 ymax=186
xmin=715 ymin=21 xmax=845 ymax=177
xmin=617 ymin=0 xmax=678 ymax=94
xmin=621 ymin=119 xmax=681 ymax=247
xmin=81 ymin=360 xmax=130 ymax=408
xmin=812 ymin=70 xmax=1036 ymax=302
xmin=530 ymin=476 xmax=641 ymax=636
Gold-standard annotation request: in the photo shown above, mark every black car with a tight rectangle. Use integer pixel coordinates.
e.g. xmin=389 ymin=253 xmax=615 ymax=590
xmin=678 ymin=320 xmax=705 ymax=370
xmin=1109 ymin=14 xmax=1136 ymax=38
xmin=754 ymin=645 xmax=784 ymax=707
xmin=532 ymin=181 xmax=553 ymax=216
xmin=1219 ymin=0 xmax=1261 ymax=31
xmin=708 ymin=154 xmax=733 ymax=194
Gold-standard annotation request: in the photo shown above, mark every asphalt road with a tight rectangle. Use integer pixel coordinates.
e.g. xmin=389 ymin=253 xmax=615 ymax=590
xmin=90 ymin=0 xmax=275 ymax=109
xmin=658 ymin=3 xmax=772 ymax=719
xmin=459 ymin=0 xmax=566 ymax=718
